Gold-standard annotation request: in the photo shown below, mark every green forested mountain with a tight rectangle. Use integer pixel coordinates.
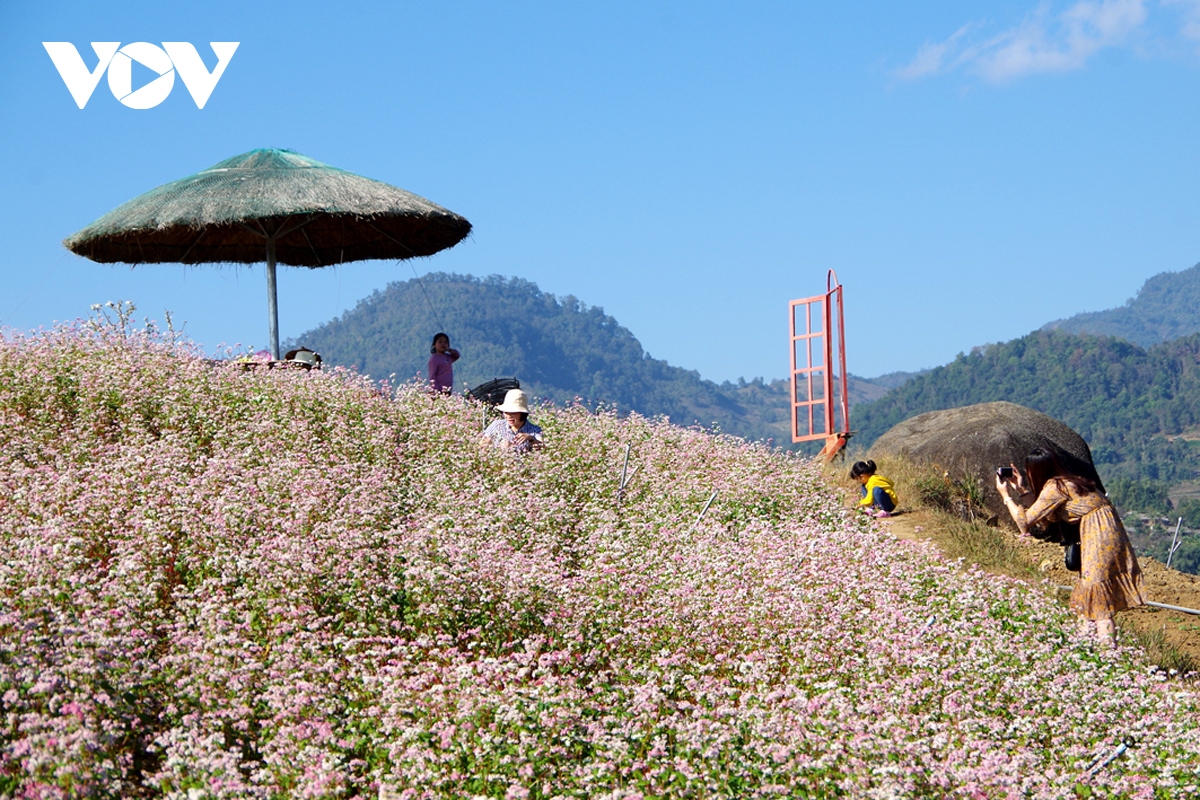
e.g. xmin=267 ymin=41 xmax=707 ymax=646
xmin=853 ymin=330 xmax=1200 ymax=484
xmin=850 ymin=329 xmax=1200 ymax=573
xmin=288 ymin=273 xmax=804 ymax=444
xmin=289 ymin=273 xmax=1200 ymax=570
xmin=289 ymin=273 xmax=895 ymax=447
xmin=293 ymin=271 xmax=1200 ymax=490
xmin=1043 ymin=262 xmax=1200 ymax=346
xmin=864 ymin=369 xmax=929 ymax=390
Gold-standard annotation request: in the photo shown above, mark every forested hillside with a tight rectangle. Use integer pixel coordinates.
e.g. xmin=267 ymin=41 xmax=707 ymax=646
xmin=288 ymin=273 xmax=883 ymax=447
xmin=853 ymin=330 xmax=1200 ymax=483
xmin=849 ymin=329 xmax=1200 ymax=573
xmin=289 ymin=274 xmax=782 ymax=442
xmin=288 ymin=273 xmax=1200 ymax=571
xmin=1043 ymin=262 xmax=1200 ymax=346
xmin=294 ymin=273 xmax=1200 ymax=491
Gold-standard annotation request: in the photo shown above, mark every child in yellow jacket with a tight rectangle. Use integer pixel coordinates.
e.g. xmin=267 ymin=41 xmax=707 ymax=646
xmin=850 ymin=460 xmax=898 ymax=518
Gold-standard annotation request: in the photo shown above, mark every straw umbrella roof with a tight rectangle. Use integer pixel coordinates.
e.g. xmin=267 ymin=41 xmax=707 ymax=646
xmin=65 ymin=148 xmax=471 ymax=359
xmin=64 ymin=148 xmax=471 ymax=266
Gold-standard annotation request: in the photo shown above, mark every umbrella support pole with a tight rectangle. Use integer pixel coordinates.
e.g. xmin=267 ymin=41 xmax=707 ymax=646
xmin=266 ymin=238 xmax=280 ymax=360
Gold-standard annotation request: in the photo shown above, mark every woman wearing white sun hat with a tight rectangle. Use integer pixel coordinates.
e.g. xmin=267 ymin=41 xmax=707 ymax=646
xmin=481 ymin=389 xmax=544 ymax=453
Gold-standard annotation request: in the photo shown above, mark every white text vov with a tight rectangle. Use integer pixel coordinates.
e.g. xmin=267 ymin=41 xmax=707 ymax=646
xmin=43 ymin=42 xmax=239 ymax=109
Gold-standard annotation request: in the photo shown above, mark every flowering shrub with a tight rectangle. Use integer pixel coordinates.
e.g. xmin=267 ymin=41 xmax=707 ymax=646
xmin=1 ymin=310 xmax=1198 ymax=799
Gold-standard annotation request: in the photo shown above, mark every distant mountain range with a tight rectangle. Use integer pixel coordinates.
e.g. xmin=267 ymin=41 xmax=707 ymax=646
xmin=291 ymin=263 xmax=1200 ymax=475
xmin=286 ymin=273 xmax=810 ymax=445
xmin=1042 ymin=262 xmax=1200 ymax=346
xmin=852 ymin=261 xmax=1200 ymax=461
xmin=290 ymin=264 xmax=1200 ymax=572
xmin=852 ymin=329 xmax=1200 ymax=482
xmin=849 ymin=262 xmax=1200 ymax=574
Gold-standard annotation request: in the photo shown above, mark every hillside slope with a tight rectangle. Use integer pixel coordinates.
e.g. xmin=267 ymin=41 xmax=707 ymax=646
xmin=852 ymin=329 xmax=1200 ymax=481
xmin=288 ymin=273 xmax=772 ymax=436
xmin=1043 ymin=262 xmax=1200 ymax=346
xmin=288 ymin=273 xmax=886 ymax=446
xmin=4 ymin=313 xmax=1199 ymax=796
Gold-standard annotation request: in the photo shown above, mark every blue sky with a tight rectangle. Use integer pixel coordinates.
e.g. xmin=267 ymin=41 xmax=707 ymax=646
xmin=3 ymin=1 xmax=1199 ymax=383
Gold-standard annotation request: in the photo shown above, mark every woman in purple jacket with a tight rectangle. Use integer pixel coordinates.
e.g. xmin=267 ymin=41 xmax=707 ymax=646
xmin=427 ymin=332 xmax=460 ymax=394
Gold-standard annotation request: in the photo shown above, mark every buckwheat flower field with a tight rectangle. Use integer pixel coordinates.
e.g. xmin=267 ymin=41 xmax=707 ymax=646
xmin=2 ymin=312 xmax=1199 ymax=799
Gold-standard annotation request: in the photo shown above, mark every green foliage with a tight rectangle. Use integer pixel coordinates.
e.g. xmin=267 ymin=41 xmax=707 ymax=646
xmin=1138 ymin=518 xmax=1200 ymax=576
xmin=912 ymin=470 xmax=988 ymax=522
xmin=1046 ymin=262 xmax=1200 ymax=347
xmin=853 ymin=329 xmax=1200 ymax=487
xmin=1106 ymin=477 xmax=1172 ymax=515
xmin=1165 ymin=536 xmax=1200 ymax=575
xmin=1175 ymin=497 xmax=1200 ymax=528
xmin=1125 ymin=625 xmax=1200 ymax=677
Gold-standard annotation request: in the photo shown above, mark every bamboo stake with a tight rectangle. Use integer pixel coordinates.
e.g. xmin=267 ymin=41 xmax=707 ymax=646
xmin=617 ymin=445 xmax=631 ymax=506
xmin=693 ymin=490 xmax=719 ymax=529
xmin=1052 ymin=586 xmax=1200 ymax=615
xmin=1083 ymin=738 xmax=1132 ymax=779
xmin=1166 ymin=517 xmax=1185 ymax=570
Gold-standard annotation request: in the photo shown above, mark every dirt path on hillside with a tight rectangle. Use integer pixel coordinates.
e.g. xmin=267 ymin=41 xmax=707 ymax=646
xmin=883 ymin=509 xmax=1200 ymax=667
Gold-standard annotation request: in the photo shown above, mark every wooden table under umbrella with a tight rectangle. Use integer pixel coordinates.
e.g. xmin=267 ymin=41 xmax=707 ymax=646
xmin=64 ymin=148 xmax=471 ymax=359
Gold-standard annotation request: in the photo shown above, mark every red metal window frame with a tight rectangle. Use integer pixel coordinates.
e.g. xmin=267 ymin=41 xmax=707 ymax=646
xmin=789 ymin=270 xmax=850 ymax=457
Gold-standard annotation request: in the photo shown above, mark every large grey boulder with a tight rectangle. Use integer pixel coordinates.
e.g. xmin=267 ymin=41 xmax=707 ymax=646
xmin=869 ymin=401 xmax=1103 ymax=520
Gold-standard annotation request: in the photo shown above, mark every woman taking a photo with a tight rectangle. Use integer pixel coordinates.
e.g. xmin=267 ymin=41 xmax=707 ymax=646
xmin=997 ymin=448 xmax=1146 ymax=647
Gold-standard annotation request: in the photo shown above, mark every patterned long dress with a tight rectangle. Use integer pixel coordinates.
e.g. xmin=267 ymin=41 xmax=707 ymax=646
xmin=1017 ymin=478 xmax=1147 ymax=620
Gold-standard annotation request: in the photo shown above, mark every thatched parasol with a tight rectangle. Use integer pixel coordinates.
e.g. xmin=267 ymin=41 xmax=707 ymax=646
xmin=65 ymin=148 xmax=471 ymax=358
